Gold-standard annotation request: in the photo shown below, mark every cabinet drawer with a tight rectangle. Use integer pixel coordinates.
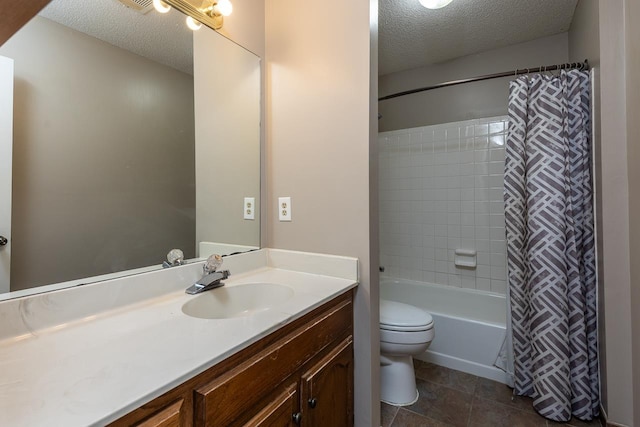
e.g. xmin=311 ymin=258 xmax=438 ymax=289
xmin=194 ymin=299 xmax=352 ymax=427
xmin=133 ymin=399 xmax=185 ymax=427
xmin=242 ymin=383 xmax=298 ymax=427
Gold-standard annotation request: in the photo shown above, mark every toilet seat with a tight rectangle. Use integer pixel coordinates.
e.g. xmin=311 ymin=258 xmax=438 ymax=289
xmin=380 ymin=327 xmax=434 ymax=345
xmin=380 ymin=299 xmax=433 ymax=332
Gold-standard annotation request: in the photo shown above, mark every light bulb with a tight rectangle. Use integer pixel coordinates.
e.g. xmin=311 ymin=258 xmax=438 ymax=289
xmin=152 ymin=0 xmax=171 ymax=13
xmin=419 ymin=0 xmax=453 ymax=9
xmin=186 ymin=16 xmax=202 ymax=31
xmin=216 ymin=0 xmax=233 ymax=17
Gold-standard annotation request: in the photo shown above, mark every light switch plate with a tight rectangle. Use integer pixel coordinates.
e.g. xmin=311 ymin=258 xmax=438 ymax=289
xmin=244 ymin=197 xmax=255 ymax=220
xmin=278 ymin=197 xmax=292 ymax=221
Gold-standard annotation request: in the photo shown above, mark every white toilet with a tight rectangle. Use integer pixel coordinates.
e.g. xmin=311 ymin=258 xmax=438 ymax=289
xmin=380 ymin=299 xmax=435 ymax=406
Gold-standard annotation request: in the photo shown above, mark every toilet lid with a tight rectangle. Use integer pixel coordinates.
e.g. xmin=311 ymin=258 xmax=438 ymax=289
xmin=380 ymin=299 xmax=433 ymax=332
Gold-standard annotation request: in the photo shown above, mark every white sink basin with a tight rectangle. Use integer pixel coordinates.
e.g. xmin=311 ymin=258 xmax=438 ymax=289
xmin=181 ymin=283 xmax=294 ymax=319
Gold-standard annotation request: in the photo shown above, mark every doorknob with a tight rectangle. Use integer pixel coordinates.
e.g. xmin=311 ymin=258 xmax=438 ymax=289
xmin=0 ymin=236 xmax=7 ymax=246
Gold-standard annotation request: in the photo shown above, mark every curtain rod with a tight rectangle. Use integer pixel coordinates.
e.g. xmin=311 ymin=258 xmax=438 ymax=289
xmin=378 ymin=60 xmax=589 ymax=102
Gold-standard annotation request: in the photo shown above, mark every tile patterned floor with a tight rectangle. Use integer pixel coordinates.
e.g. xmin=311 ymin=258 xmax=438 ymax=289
xmin=381 ymin=361 xmax=603 ymax=427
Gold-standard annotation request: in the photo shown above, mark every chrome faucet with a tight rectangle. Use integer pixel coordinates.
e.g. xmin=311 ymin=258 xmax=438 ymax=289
xmin=185 ymin=270 xmax=230 ymax=294
xmin=185 ymin=254 xmax=231 ymax=295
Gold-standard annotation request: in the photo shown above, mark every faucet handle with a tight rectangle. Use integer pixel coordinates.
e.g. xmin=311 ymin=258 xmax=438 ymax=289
xmin=163 ymin=249 xmax=185 ymax=268
xmin=203 ymin=254 xmax=223 ymax=274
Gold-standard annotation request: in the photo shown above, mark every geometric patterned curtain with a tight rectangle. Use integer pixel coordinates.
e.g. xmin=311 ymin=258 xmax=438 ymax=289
xmin=504 ymin=69 xmax=599 ymax=422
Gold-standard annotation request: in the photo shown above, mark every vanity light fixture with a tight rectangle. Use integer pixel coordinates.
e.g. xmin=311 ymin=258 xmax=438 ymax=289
xmin=152 ymin=0 xmax=171 ymax=13
xmin=186 ymin=15 xmax=203 ymax=31
xmin=154 ymin=0 xmax=233 ymax=30
xmin=215 ymin=0 xmax=233 ymax=17
xmin=419 ymin=0 xmax=453 ymax=9
xmin=203 ymin=0 xmax=233 ymax=30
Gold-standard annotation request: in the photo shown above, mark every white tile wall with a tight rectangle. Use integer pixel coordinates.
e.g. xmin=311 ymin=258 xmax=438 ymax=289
xmin=378 ymin=116 xmax=508 ymax=294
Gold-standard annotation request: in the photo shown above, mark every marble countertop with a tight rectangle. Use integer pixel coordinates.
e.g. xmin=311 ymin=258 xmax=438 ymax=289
xmin=0 ymin=249 xmax=358 ymax=427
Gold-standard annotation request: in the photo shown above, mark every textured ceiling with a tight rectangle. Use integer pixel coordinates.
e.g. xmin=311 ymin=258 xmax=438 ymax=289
xmin=39 ymin=0 xmax=194 ymax=74
xmin=379 ymin=0 xmax=578 ymax=76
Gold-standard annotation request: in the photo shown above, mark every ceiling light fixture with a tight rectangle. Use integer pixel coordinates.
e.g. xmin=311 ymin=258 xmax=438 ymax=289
xmin=419 ymin=0 xmax=453 ymax=9
xmin=186 ymin=16 xmax=203 ymax=31
xmin=152 ymin=0 xmax=171 ymax=13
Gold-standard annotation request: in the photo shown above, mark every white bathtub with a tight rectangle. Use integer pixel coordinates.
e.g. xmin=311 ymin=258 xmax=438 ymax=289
xmin=380 ymin=278 xmax=510 ymax=384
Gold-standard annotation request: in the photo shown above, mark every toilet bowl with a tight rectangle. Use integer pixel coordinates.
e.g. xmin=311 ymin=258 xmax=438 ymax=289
xmin=380 ymin=299 xmax=434 ymax=406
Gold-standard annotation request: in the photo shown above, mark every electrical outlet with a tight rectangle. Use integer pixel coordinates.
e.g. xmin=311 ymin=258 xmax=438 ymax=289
xmin=278 ymin=197 xmax=292 ymax=221
xmin=244 ymin=197 xmax=255 ymax=220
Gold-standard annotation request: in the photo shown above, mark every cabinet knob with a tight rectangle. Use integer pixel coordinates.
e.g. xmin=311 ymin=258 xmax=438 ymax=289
xmin=292 ymin=412 xmax=302 ymax=424
xmin=308 ymin=398 xmax=318 ymax=408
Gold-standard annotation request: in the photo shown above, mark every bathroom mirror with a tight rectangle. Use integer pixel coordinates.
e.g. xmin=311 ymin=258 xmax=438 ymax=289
xmin=0 ymin=0 xmax=260 ymax=298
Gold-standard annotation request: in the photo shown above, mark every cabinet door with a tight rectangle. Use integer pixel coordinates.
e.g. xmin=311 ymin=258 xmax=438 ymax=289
xmin=243 ymin=384 xmax=298 ymax=427
xmin=300 ymin=337 xmax=354 ymax=427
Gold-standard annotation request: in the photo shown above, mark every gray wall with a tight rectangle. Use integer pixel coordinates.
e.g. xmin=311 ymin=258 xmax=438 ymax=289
xmin=569 ymin=0 xmax=600 ymax=67
xmin=194 ymin=26 xmax=260 ymax=250
xmin=590 ymin=0 xmax=640 ymax=423
xmin=378 ymin=33 xmax=569 ymax=132
xmin=626 ymin=0 xmax=640 ymax=422
xmin=213 ymin=0 xmax=268 ymax=249
xmin=0 ymin=17 xmax=195 ymax=291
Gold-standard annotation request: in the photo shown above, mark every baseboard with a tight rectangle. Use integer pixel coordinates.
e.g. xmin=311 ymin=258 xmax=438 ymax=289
xmin=605 ymin=421 xmax=629 ymax=427
xmin=594 ymin=402 xmax=627 ymax=427
xmin=417 ymin=350 xmax=510 ymax=385
xmin=602 ymin=414 xmax=630 ymax=426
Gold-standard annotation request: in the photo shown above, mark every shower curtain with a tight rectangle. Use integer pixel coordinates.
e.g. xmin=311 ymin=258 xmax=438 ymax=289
xmin=503 ymin=69 xmax=599 ymax=422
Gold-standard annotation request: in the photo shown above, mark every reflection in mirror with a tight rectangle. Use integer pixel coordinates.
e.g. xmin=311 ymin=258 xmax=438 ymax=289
xmin=0 ymin=0 xmax=260 ymax=298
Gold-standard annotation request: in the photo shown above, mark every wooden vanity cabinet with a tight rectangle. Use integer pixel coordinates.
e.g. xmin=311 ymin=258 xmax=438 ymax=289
xmin=109 ymin=290 xmax=354 ymax=427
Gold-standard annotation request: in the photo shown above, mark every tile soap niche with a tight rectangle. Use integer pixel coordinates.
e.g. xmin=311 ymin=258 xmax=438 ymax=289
xmin=454 ymin=249 xmax=477 ymax=268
